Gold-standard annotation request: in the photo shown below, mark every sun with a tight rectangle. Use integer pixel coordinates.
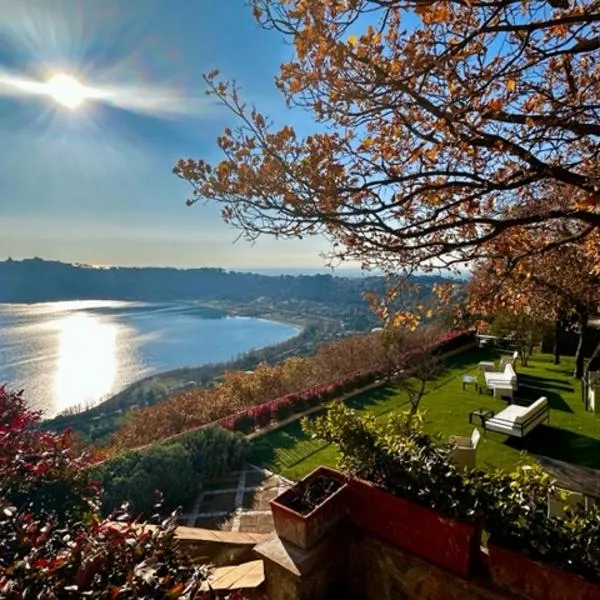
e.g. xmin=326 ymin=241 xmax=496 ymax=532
xmin=45 ymin=74 xmax=88 ymax=108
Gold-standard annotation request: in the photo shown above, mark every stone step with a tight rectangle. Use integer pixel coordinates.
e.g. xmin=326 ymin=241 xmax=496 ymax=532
xmin=200 ymin=559 xmax=265 ymax=592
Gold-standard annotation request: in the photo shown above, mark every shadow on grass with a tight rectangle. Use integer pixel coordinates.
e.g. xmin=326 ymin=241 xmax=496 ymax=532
xmin=518 ymin=373 xmax=570 ymax=385
xmin=250 ymin=420 xmax=307 ymax=467
xmin=504 ymin=425 xmax=600 ymax=469
xmin=249 ymin=413 xmax=331 ymax=471
xmin=518 ymin=373 xmax=575 ymax=394
xmin=429 ymin=348 xmax=500 ymax=390
xmin=513 ymin=384 xmax=573 ymax=413
xmin=346 ymin=387 xmax=397 ymax=411
xmin=544 ymin=365 xmax=576 ymax=377
xmin=444 ymin=348 xmax=499 ymax=371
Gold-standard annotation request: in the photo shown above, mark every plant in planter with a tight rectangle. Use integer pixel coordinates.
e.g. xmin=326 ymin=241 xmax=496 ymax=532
xmin=270 ymin=466 xmax=348 ymax=550
xmin=304 ymin=405 xmax=484 ymax=577
xmin=484 ymin=465 xmax=600 ymax=600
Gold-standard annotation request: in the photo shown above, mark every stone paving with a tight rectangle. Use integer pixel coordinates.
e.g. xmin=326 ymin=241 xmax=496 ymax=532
xmin=183 ymin=465 xmax=292 ymax=534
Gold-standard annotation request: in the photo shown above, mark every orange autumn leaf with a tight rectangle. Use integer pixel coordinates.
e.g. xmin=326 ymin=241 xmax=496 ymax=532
xmin=176 ymin=0 xmax=600 ymax=283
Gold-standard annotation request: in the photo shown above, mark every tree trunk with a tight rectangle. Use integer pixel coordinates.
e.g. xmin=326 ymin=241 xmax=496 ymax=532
xmin=574 ymin=314 xmax=588 ymax=379
xmin=408 ymin=379 xmax=427 ymax=418
xmin=553 ymin=317 xmax=561 ymax=365
xmin=527 ymin=330 xmax=535 ymax=364
xmin=519 ymin=339 xmax=530 ymax=367
xmin=581 ymin=338 xmax=600 ymax=412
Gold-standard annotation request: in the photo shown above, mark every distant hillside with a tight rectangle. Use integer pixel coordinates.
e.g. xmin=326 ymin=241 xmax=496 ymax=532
xmin=0 ymin=257 xmax=455 ymax=305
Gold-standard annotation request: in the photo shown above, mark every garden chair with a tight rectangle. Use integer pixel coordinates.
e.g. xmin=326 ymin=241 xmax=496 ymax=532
xmin=547 ymin=487 xmax=587 ymax=518
xmin=483 ymin=397 xmax=548 ymax=438
xmin=448 ymin=428 xmax=481 ymax=472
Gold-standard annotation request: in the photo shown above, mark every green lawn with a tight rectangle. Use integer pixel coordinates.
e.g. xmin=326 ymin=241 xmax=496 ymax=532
xmin=250 ymin=349 xmax=600 ymax=480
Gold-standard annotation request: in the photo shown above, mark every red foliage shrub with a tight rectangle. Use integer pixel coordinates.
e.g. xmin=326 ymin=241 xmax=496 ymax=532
xmin=0 ymin=386 xmax=95 ymax=522
xmin=0 ymin=386 xmax=241 ymax=599
xmin=254 ymin=404 xmax=273 ymax=427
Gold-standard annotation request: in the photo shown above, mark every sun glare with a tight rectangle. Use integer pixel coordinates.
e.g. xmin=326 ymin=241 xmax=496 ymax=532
xmin=46 ymin=74 xmax=87 ymax=108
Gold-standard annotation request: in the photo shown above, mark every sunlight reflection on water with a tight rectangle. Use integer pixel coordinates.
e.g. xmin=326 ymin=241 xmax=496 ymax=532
xmin=53 ymin=312 xmax=119 ymax=414
xmin=0 ymin=300 xmax=299 ymax=417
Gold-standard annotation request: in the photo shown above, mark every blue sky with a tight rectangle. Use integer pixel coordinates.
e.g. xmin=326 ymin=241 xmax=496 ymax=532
xmin=0 ymin=0 xmax=339 ymax=269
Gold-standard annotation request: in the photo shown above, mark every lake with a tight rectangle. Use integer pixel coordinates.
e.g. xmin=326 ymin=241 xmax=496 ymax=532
xmin=0 ymin=300 xmax=299 ymax=416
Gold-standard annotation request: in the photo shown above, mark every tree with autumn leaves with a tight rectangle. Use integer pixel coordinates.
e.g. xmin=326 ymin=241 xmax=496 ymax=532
xmin=112 ymin=331 xmax=390 ymax=449
xmin=175 ymin=0 xmax=600 ymax=276
xmin=379 ymin=324 xmax=446 ymax=416
xmin=467 ymin=230 xmax=600 ymax=377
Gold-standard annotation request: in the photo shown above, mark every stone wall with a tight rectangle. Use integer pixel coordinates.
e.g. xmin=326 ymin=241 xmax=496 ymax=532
xmin=346 ymin=532 xmax=518 ymax=600
xmin=256 ymin=523 xmax=523 ymax=600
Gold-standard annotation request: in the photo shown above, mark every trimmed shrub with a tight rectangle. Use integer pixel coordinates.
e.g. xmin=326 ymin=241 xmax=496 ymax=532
xmin=233 ymin=412 xmax=256 ymax=433
xmin=306 ymin=389 xmax=321 ymax=407
xmin=254 ymin=404 xmax=273 ymax=428
xmin=172 ymin=426 xmax=249 ymax=481
xmin=432 ymin=330 xmax=475 ymax=355
xmin=94 ymin=444 xmax=196 ymax=516
xmin=288 ymin=393 xmax=309 ymax=413
xmin=273 ymin=398 xmax=295 ymax=420
xmin=94 ymin=427 xmax=249 ymax=516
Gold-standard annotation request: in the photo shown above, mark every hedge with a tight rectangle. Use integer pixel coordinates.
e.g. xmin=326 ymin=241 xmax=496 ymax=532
xmin=217 ymin=330 xmax=472 ymax=435
xmin=93 ymin=426 xmax=249 ymax=516
xmin=431 ymin=330 xmax=476 ymax=355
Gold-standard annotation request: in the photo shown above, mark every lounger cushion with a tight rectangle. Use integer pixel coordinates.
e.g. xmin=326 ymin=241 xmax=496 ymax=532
xmin=485 ymin=397 xmax=548 ymax=437
xmin=484 ymin=419 xmax=524 ymax=437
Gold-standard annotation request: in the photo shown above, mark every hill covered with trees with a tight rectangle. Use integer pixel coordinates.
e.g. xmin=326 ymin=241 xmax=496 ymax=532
xmin=0 ymin=257 xmax=453 ymax=304
xmin=0 ymin=258 xmax=457 ymax=333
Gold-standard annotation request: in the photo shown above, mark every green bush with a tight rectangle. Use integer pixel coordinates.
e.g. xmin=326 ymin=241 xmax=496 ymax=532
xmin=170 ymin=426 xmax=250 ymax=481
xmin=305 ymin=404 xmax=600 ymax=583
xmin=485 ymin=465 xmax=600 ymax=583
xmin=304 ymin=404 xmax=484 ymax=523
xmin=95 ymin=427 xmax=249 ymax=516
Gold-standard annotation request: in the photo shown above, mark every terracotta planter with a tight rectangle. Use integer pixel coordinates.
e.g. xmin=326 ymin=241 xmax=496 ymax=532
xmin=270 ymin=466 xmax=349 ymax=550
xmin=488 ymin=543 xmax=600 ymax=600
xmin=347 ymin=477 xmax=480 ymax=578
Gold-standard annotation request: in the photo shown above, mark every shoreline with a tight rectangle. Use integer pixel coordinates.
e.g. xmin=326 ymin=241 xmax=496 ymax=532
xmin=191 ymin=300 xmax=314 ymax=330
xmin=112 ymin=310 xmax=305 ymax=398
xmin=42 ymin=306 xmax=330 ymax=438
xmin=54 ymin=308 xmax=305 ymax=416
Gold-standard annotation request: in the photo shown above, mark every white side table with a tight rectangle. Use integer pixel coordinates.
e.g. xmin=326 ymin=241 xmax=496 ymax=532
xmin=462 ymin=375 xmax=479 ymax=392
